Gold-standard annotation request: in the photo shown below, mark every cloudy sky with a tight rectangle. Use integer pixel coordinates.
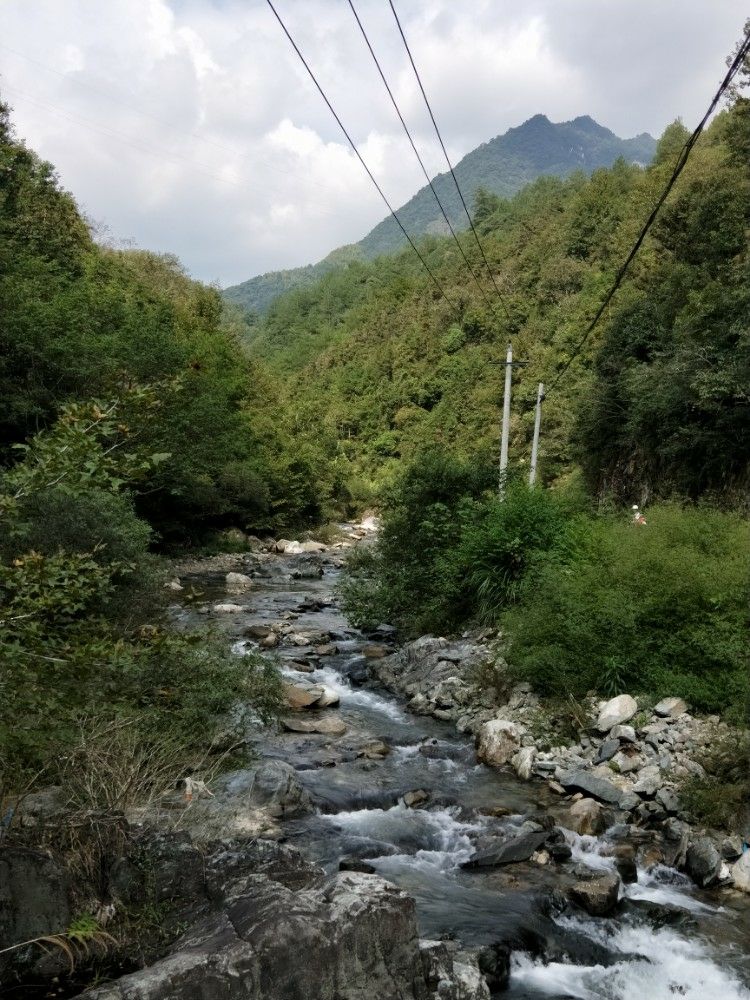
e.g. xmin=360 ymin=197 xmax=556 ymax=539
xmin=1 ymin=1 xmax=745 ymax=286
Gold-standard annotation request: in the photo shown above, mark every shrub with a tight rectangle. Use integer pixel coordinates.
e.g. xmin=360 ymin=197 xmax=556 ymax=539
xmin=504 ymin=503 xmax=750 ymax=716
xmin=341 ymin=448 xmax=578 ymax=634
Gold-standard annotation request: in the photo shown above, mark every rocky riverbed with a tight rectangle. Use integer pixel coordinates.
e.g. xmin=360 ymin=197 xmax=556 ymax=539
xmin=3 ymin=522 xmax=749 ymax=999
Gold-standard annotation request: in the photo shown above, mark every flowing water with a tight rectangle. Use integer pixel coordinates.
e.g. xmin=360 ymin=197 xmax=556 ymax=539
xmin=177 ymin=540 xmax=750 ymax=1000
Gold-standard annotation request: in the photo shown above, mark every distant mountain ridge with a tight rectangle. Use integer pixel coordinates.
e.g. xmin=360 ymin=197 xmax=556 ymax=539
xmin=224 ymin=114 xmax=655 ymax=315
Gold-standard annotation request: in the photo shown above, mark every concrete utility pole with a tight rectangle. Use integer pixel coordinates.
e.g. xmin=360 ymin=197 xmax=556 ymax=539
xmin=499 ymin=343 xmax=513 ymax=496
xmin=528 ymin=382 xmax=545 ymax=486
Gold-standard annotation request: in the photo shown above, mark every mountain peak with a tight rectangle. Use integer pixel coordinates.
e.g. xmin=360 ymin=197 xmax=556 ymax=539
xmin=224 ymin=114 xmax=657 ymax=314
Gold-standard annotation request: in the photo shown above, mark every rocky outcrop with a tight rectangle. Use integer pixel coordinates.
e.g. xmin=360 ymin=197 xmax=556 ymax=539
xmin=77 ymin=868 xmax=482 ymax=1000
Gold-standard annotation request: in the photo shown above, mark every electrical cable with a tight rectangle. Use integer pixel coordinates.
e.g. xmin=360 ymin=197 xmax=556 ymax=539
xmin=265 ymin=0 xmax=462 ymax=318
xmin=387 ymin=0 xmax=511 ymax=321
xmin=346 ymin=0 xmax=500 ymax=318
xmin=546 ymin=26 xmax=750 ymax=394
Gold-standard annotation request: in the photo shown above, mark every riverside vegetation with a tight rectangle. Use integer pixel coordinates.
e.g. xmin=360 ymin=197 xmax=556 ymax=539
xmin=0 ymin=58 xmax=749 ymax=1000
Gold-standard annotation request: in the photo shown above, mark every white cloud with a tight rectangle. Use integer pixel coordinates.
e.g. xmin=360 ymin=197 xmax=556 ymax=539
xmin=0 ymin=0 xmax=745 ymax=285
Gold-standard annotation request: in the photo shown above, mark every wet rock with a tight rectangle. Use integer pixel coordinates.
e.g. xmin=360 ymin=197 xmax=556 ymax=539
xmin=213 ymin=602 xmax=245 ymax=613
xmin=242 ymin=759 xmax=313 ymax=818
xmin=226 ymin=571 xmax=253 ymax=593
xmin=462 ymin=830 xmax=549 ymax=868
xmin=654 ymin=697 xmax=687 ymax=718
xmin=721 ymin=836 xmax=743 ymax=862
xmin=245 ymin=624 xmax=273 ymax=639
xmin=685 ymin=837 xmax=722 ymax=887
xmin=283 ymin=682 xmax=323 ymax=710
xmin=166 ymin=577 xmax=183 ymax=591
xmin=342 ymin=656 xmax=369 ymax=685
xmin=569 ymin=872 xmax=621 ymax=916
xmin=420 ymin=941 xmax=491 ymax=1000
xmin=0 ymin=848 xmax=72 ymax=979
xmin=511 ymin=746 xmax=536 ymax=780
xmin=260 ymin=632 xmax=279 ymax=649
xmin=290 ymin=660 xmax=315 ymax=673
xmin=315 ymin=686 xmax=341 ymax=708
xmin=362 ymin=643 xmax=390 ymax=659
xmin=338 ymin=857 xmax=377 ymax=874
xmin=558 ymin=769 xmax=625 ymax=806
xmin=568 ymin=797 xmax=605 ymax=836
xmin=614 ymin=851 xmax=638 ymax=884
xmin=477 ymin=942 xmax=511 ymax=992
xmin=594 ymin=738 xmax=620 ymax=764
xmin=730 ymin=851 xmax=750 ymax=892
xmin=476 ymin=720 xmax=526 ymax=768
xmin=315 ymin=643 xmax=339 ymax=656
xmin=596 ymin=694 xmax=638 ymax=732
xmin=402 ymin=789 xmax=430 ymax=808
xmin=282 ymin=715 xmax=348 ymax=737
xmin=358 ymin=741 xmax=391 ymax=760
xmin=81 ymin=871 xmax=428 ymax=1000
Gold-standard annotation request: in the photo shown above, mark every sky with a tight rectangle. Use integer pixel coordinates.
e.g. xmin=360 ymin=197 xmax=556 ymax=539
xmin=0 ymin=1 xmax=746 ymax=287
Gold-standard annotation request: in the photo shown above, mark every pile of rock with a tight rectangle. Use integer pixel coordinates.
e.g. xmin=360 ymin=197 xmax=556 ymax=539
xmin=367 ymin=634 xmax=749 ymax=894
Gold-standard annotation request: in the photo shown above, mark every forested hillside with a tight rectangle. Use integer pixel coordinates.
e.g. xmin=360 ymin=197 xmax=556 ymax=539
xmin=252 ymin=106 xmax=749 ymax=505
xmin=223 ymin=114 xmax=655 ymax=316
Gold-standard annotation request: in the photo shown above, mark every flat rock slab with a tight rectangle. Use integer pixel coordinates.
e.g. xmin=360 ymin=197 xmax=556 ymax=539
xmin=461 ymin=830 xmax=549 ymax=868
xmin=559 ymin=769 xmax=625 ymax=806
xmin=282 ymin=716 xmax=348 ymax=736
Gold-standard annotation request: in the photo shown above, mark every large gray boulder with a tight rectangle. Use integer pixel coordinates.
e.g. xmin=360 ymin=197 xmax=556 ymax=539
xmin=685 ymin=837 xmax=722 ymax=888
xmin=476 ymin=720 xmax=525 ymax=767
xmin=596 ymin=695 xmax=637 ymax=732
xmin=76 ymin=872 xmax=460 ymax=1000
xmin=558 ymin=769 xmax=625 ymax=806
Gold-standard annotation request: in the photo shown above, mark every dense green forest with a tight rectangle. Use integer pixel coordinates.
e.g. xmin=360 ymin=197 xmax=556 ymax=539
xmin=251 ymin=105 xmax=749 ymax=506
xmin=223 ymin=114 xmax=656 ymax=316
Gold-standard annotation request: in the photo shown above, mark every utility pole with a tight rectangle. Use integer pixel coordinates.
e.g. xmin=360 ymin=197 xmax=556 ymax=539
xmin=496 ymin=344 xmax=528 ymax=497
xmin=499 ymin=343 xmax=513 ymax=497
xmin=528 ymin=382 xmax=544 ymax=486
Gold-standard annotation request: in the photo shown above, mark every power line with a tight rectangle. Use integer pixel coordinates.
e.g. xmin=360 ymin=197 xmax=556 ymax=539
xmin=387 ymin=0 xmax=511 ymax=322
xmin=546 ymin=26 xmax=750 ymax=395
xmin=264 ymin=0 xmax=461 ymax=318
xmin=346 ymin=0 xmax=500 ymax=319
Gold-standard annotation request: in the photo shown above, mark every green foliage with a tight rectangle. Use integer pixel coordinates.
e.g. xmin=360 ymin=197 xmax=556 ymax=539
xmin=680 ymin=731 xmax=750 ymax=830
xmin=341 ymin=450 xmax=575 ymax=634
xmin=0 ymin=395 xmax=282 ymax=790
xmin=504 ymin=503 xmax=750 ymax=715
xmin=241 ymin=102 xmax=747 ymax=506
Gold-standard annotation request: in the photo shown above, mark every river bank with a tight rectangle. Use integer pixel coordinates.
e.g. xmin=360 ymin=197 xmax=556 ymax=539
xmin=3 ymin=524 xmax=749 ymax=999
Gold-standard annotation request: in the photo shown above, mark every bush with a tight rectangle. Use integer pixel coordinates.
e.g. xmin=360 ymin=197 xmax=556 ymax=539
xmin=504 ymin=503 xmax=750 ymax=716
xmin=341 ymin=448 xmax=577 ymax=634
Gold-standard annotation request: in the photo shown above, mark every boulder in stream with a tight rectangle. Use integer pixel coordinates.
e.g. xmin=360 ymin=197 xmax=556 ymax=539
xmin=568 ymin=872 xmax=621 ymax=916
xmin=282 ymin=715 xmax=348 ymax=736
xmin=685 ymin=837 xmax=722 ymax=887
xmin=461 ymin=830 xmax=549 ymax=868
